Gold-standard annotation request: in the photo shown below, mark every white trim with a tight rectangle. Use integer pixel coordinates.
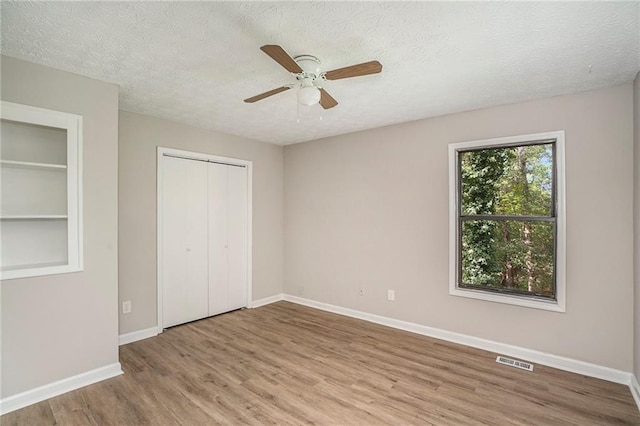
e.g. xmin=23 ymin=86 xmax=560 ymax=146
xmin=630 ymin=375 xmax=640 ymax=412
xmin=156 ymin=148 xmax=163 ymax=332
xmin=246 ymin=162 xmax=253 ymax=309
xmin=118 ymin=327 xmax=160 ymax=346
xmin=282 ymin=295 xmax=634 ymax=386
xmin=447 ymin=130 xmax=566 ymax=312
xmin=156 ymin=147 xmax=253 ymax=332
xmin=0 ymin=101 xmax=84 ymax=280
xmin=0 ymin=362 xmax=122 ymax=415
xmin=250 ymin=293 xmax=284 ymax=308
xmin=447 ymin=288 xmax=565 ymax=312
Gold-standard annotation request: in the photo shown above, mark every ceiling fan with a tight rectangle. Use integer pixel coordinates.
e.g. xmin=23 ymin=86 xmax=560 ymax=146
xmin=244 ymin=45 xmax=382 ymax=109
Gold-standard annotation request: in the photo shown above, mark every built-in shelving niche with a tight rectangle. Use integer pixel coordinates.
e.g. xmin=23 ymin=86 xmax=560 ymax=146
xmin=1 ymin=102 xmax=83 ymax=280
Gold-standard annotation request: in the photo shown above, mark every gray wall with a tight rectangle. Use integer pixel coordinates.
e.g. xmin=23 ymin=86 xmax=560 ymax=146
xmin=634 ymin=72 xmax=640 ymax=379
xmin=284 ymin=84 xmax=634 ymax=371
xmin=118 ymin=111 xmax=283 ymax=335
xmin=1 ymin=56 xmax=119 ymax=397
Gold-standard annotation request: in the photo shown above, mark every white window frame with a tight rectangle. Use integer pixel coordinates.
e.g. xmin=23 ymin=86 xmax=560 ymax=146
xmin=448 ymin=131 xmax=566 ymax=312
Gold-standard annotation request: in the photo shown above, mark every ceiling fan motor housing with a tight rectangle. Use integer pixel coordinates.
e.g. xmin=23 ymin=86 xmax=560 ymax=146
xmin=294 ymin=55 xmax=321 ymax=75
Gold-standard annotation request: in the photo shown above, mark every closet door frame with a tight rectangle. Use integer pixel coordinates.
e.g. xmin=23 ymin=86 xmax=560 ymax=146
xmin=156 ymin=147 xmax=253 ymax=332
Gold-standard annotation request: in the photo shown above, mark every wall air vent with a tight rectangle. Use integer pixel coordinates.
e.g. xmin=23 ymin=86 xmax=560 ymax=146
xmin=496 ymin=356 xmax=534 ymax=371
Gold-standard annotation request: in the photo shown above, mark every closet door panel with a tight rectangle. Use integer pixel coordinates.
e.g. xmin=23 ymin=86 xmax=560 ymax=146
xmin=227 ymin=165 xmax=248 ymax=310
xmin=162 ymin=157 xmax=208 ymax=328
xmin=161 ymin=157 xmax=186 ymax=327
xmin=185 ymin=160 xmax=209 ymax=320
xmin=207 ymin=163 xmax=229 ymax=316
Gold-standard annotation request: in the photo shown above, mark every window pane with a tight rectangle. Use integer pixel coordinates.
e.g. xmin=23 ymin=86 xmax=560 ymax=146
xmin=461 ymin=220 xmax=554 ymax=297
xmin=460 ymin=144 xmax=553 ymax=216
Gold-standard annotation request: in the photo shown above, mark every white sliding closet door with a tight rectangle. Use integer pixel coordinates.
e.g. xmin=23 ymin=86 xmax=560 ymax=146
xmin=162 ymin=157 xmax=209 ymax=328
xmin=208 ymin=163 xmax=248 ymax=316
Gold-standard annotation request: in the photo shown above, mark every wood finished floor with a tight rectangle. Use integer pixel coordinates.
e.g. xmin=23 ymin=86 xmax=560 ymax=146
xmin=2 ymin=301 xmax=639 ymax=425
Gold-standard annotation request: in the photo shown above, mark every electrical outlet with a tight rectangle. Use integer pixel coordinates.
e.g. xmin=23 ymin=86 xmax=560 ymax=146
xmin=387 ymin=290 xmax=395 ymax=301
xmin=122 ymin=300 xmax=132 ymax=314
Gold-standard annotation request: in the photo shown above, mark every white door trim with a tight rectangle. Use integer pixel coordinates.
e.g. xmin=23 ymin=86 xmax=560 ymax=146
xmin=156 ymin=147 xmax=253 ymax=332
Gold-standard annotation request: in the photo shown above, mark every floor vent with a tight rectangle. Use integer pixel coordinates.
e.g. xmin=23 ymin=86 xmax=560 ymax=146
xmin=496 ymin=356 xmax=534 ymax=371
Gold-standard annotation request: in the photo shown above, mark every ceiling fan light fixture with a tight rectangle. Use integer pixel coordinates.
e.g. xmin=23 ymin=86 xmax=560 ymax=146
xmin=298 ymin=85 xmax=321 ymax=106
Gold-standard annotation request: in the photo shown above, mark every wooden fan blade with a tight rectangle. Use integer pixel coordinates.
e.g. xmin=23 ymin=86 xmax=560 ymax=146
xmin=324 ymin=60 xmax=382 ymax=81
xmin=260 ymin=45 xmax=303 ymax=74
xmin=244 ymin=86 xmax=291 ymax=103
xmin=319 ymin=88 xmax=338 ymax=109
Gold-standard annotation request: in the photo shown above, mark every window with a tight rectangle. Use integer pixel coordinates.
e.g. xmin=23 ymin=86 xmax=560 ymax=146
xmin=448 ymin=131 xmax=565 ymax=312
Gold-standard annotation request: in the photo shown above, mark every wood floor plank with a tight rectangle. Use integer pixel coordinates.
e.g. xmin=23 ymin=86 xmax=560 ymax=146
xmin=2 ymin=301 xmax=639 ymax=425
xmin=0 ymin=400 xmax=56 ymax=426
xmin=47 ymin=391 xmax=100 ymax=426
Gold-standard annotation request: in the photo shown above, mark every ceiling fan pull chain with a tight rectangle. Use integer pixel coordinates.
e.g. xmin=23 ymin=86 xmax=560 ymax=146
xmin=296 ymin=91 xmax=300 ymax=123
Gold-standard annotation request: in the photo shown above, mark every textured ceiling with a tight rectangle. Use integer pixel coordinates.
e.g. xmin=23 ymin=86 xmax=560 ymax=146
xmin=1 ymin=2 xmax=639 ymax=145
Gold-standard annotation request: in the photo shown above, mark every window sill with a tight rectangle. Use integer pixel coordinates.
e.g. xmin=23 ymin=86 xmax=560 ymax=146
xmin=449 ymin=287 xmax=565 ymax=312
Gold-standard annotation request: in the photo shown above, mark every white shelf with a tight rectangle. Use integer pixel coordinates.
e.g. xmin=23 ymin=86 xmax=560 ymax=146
xmin=0 ymin=159 xmax=66 ymax=170
xmin=1 ymin=215 xmax=68 ymax=220
xmin=1 ymin=260 xmax=67 ymax=272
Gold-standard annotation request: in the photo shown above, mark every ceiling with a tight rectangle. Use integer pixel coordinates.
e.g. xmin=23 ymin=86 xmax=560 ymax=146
xmin=2 ymin=2 xmax=639 ymax=146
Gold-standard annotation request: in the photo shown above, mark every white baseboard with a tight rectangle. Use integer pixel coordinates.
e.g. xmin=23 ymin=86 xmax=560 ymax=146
xmin=250 ymin=293 xmax=284 ymax=308
xmin=119 ymin=326 xmax=160 ymax=346
xmin=0 ymin=362 xmax=123 ymax=415
xmin=282 ymin=294 xmax=634 ymax=387
xmin=630 ymin=375 xmax=640 ymax=411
